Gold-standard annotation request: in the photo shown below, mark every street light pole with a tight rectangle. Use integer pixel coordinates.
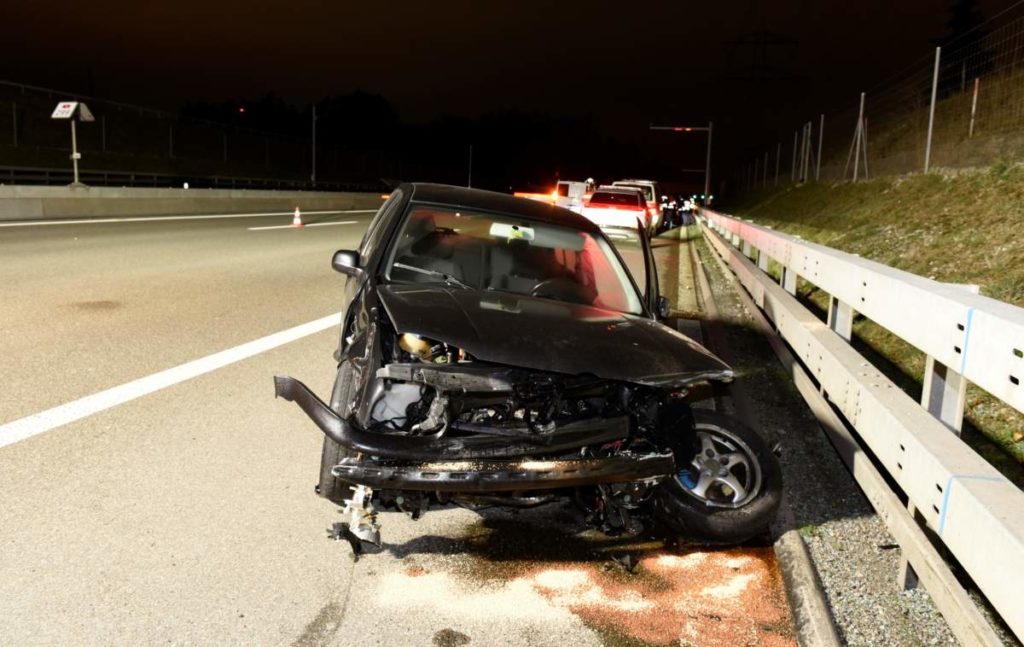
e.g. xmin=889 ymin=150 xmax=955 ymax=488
xmin=649 ymin=121 xmax=714 ymax=205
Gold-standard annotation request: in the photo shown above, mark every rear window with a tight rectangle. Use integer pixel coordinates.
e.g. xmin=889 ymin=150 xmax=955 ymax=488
xmin=556 ymin=183 xmax=570 ymax=197
xmin=615 ymin=183 xmax=654 ymax=202
xmin=589 ymin=191 xmax=642 ymax=207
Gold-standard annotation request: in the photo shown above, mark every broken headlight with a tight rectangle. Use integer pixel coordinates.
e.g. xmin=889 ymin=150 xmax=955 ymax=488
xmin=398 ymin=333 xmax=467 ymax=364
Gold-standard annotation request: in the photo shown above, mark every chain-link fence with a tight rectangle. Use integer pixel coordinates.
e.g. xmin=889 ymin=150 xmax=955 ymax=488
xmin=738 ymin=5 xmax=1024 ymax=188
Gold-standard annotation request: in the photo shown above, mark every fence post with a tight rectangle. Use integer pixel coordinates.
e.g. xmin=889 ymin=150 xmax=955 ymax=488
xmin=11 ymin=102 xmax=16 ymax=147
xmin=100 ymin=116 xmax=106 ymax=152
xmin=803 ymin=122 xmax=812 ymax=181
xmin=853 ymin=93 xmax=866 ymax=181
xmin=816 ymin=114 xmax=824 ymax=181
xmin=791 ymin=130 xmax=798 ymax=181
xmin=797 ymin=125 xmax=807 ymax=182
xmin=924 ymin=46 xmax=941 ymax=173
xmin=775 ymin=142 xmax=781 ymax=185
xmin=969 ymin=77 xmax=980 ymax=138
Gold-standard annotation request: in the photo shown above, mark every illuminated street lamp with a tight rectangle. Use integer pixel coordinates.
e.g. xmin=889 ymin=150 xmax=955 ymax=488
xmin=649 ymin=121 xmax=713 ymax=206
xmin=51 ymin=101 xmax=95 ymax=187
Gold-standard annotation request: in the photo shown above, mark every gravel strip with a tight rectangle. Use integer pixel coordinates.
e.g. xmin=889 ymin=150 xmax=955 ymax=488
xmin=694 ymin=238 xmax=960 ymax=647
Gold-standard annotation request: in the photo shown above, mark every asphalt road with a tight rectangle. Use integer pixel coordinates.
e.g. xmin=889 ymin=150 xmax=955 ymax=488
xmin=0 ymin=208 xmax=792 ymax=645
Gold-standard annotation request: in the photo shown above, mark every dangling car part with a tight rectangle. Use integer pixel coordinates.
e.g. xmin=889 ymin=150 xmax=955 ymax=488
xmin=275 ymin=183 xmax=782 ymax=557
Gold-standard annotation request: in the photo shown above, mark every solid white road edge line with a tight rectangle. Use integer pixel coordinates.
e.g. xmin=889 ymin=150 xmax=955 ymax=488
xmin=0 ymin=312 xmax=341 ymax=450
xmin=248 ymin=220 xmax=358 ymax=231
xmin=0 ymin=210 xmax=376 ymax=228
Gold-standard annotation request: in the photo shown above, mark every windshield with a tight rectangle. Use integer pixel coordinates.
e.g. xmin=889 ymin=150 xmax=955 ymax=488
xmin=589 ymin=191 xmax=643 ymax=207
xmin=385 ymin=204 xmax=644 ymax=314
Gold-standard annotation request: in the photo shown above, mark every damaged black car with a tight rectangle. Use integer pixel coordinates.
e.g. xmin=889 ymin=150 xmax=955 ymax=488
xmin=275 ymin=183 xmax=781 ymax=555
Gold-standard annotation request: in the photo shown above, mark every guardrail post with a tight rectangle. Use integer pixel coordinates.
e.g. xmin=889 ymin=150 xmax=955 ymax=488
xmin=741 ymin=240 xmax=752 ymax=258
xmin=827 ymin=297 xmax=854 ymax=341
xmin=781 ymin=266 xmax=798 ymax=295
xmin=897 ymin=506 xmax=924 ymax=590
xmin=757 ymin=249 xmax=770 ymax=272
xmin=921 ymin=358 xmax=968 ymax=434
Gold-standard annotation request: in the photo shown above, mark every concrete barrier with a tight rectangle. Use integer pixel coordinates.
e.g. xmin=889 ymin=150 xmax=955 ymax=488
xmin=0 ymin=185 xmax=383 ymax=221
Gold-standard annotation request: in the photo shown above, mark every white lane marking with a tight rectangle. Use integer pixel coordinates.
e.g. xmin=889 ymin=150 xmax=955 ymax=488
xmin=0 ymin=313 xmax=340 ymax=450
xmin=248 ymin=220 xmax=358 ymax=231
xmin=0 ymin=210 xmax=376 ymax=228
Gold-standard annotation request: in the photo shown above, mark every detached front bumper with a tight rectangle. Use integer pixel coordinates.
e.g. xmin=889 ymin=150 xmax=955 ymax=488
xmin=331 ymin=453 xmax=673 ymax=492
xmin=274 ymin=375 xmax=632 ymax=461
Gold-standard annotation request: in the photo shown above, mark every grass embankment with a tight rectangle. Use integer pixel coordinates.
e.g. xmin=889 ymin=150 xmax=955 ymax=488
xmin=725 ymin=164 xmax=1024 ymax=479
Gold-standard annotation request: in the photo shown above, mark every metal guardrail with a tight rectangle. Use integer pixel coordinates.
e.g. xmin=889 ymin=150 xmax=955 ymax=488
xmin=701 ymin=209 xmax=1024 ymax=642
xmin=0 ymin=165 xmax=380 ymax=192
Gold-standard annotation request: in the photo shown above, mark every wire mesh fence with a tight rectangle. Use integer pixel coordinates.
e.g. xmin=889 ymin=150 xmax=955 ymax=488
xmin=0 ymin=81 xmax=421 ymax=189
xmin=739 ymin=5 xmax=1024 ymax=188
xmin=0 ymin=81 xmax=310 ymax=180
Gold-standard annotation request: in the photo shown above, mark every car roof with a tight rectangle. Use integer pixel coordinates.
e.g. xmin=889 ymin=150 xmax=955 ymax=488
xmin=404 ymin=183 xmax=600 ymax=233
xmin=614 ymin=179 xmax=658 ymax=185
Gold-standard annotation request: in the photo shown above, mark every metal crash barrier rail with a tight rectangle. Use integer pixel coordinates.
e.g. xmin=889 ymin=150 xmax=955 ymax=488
xmin=0 ymin=165 xmax=378 ymax=192
xmin=700 ymin=209 xmax=1024 ymax=643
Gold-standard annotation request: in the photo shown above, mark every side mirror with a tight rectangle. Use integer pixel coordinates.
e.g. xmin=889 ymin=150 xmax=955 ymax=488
xmin=656 ymin=295 xmax=671 ymax=320
xmin=331 ymin=250 xmax=363 ymax=278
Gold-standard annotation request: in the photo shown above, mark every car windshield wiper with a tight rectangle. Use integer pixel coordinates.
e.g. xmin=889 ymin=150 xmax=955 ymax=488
xmin=393 ymin=262 xmax=472 ymax=289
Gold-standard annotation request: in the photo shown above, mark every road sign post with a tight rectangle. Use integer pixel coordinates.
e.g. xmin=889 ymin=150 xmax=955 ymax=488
xmin=51 ymin=101 xmax=95 ymax=187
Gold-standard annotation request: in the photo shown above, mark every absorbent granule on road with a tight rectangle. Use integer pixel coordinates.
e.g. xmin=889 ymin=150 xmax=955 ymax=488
xmin=529 ymin=547 xmax=793 ymax=647
xmin=359 ymin=504 xmax=795 ymax=647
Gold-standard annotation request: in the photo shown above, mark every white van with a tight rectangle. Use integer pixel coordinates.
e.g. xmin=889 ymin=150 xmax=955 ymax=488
xmin=554 ymin=180 xmax=590 ymax=214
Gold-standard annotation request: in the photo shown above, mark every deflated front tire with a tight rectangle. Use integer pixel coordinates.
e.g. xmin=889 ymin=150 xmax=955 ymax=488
xmin=653 ymin=409 xmax=782 ymax=544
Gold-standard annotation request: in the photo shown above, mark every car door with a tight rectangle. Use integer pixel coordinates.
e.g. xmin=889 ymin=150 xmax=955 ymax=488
xmin=637 ymin=219 xmax=661 ymax=317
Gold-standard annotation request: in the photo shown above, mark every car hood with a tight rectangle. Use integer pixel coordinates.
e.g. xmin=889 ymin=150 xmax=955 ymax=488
xmin=376 ymin=284 xmax=732 ymax=387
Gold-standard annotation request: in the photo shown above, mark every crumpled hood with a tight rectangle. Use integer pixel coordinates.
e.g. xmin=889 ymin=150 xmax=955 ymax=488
xmin=376 ymin=284 xmax=732 ymax=387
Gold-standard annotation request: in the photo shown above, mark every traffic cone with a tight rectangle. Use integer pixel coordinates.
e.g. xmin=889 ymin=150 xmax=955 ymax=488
xmin=291 ymin=206 xmax=304 ymax=228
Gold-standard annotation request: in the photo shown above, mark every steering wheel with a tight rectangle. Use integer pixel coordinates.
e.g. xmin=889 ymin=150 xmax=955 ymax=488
xmin=530 ymin=278 xmax=591 ymax=305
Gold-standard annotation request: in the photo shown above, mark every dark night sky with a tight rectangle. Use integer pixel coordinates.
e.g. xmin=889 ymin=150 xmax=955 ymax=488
xmin=0 ymin=0 xmax=1014 ymax=186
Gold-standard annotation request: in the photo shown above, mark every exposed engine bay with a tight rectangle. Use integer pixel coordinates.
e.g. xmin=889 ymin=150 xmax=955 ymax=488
xmin=275 ymin=314 xmax=768 ymax=558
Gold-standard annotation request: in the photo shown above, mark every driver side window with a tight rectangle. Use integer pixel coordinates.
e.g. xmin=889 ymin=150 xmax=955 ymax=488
xmin=360 ymin=189 xmax=404 ymax=266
